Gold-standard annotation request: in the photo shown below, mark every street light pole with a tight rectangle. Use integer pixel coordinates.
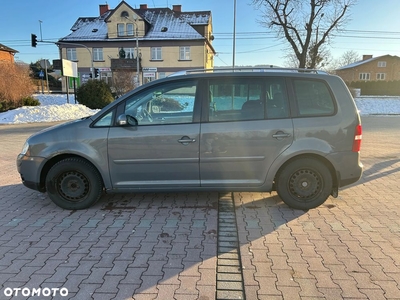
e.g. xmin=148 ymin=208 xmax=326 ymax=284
xmin=135 ymin=20 xmax=141 ymax=87
xmin=39 ymin=20 xmax=43 ymax=41
xmin=232 ymin=0 xmax=236 ymax=69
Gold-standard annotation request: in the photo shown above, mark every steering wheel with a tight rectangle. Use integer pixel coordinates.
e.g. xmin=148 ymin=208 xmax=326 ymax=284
xmin=142 ymin=108 xmax=153 ymax=122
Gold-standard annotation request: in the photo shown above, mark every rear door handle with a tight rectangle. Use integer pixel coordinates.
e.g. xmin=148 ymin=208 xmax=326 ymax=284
xmin=272 ymin=131 xmax=291 ymax=139
xmin=178 ymin=136 xmax=196 ymax=145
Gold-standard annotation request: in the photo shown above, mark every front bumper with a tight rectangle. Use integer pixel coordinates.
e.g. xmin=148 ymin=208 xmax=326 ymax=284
xmin=16 ymin=154 xmax=46 ymax=192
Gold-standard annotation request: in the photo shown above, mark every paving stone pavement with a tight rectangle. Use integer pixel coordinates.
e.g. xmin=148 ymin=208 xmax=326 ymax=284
xmin=0 ymin=116 xmax=399 ymax=300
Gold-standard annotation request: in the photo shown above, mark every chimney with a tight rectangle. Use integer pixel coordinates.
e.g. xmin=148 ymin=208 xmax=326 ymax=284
xmin=99 ymin=4 xmax=109 ymax=15
xmin=363 ymin=55 xmax=373 ymax=60
xmin=173 ymin=5 xmax=182 ymax=12
xmin=140 ymin=4 xmax=148 ymax=10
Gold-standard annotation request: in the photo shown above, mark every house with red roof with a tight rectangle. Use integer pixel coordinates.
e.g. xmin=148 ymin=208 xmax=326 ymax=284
xmin=0 ymin=44 xmax=18 ymax=63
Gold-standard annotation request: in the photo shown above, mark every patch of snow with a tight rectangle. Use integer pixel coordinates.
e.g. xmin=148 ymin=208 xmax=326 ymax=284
xmin=0 ymin=94 xmax=99 ymax=124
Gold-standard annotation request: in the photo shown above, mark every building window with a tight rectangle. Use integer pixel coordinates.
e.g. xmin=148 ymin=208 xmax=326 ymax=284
xmin=359 ymin=73 xmax=370 ymax=80
xmin=151 ymin=47 xmax=162 ymax=60
xmin=93 ymin=48 xmax=103 ymax=61
xmin=158 ymin=72 xmax=166 ymax=79
xmin=179 ymin=46 xmax=190 ymax=60
xmin=117 ymin=23 xmax=125 ymax=36
xmin=125 ymin=48 xmax=135 ymax=59
xmin=66 ymin=48 xmax=77 ymax=61
xmin=377 ymin=61 xmax=386 ymax=67
xmin=127 ymin=23 xmax=134 ymax=36
xmin=101 ymin=72 xmax=112 ymax=84
xmin=376 ymin=73 xmax=386 ymax=80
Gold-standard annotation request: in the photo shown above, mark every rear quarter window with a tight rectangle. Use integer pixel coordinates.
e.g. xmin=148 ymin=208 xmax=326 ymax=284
xmin=293 ymin=79 xmax=335 ymax=116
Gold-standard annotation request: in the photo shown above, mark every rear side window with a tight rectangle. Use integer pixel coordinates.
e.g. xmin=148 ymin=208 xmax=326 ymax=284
xmin=207 ymin=77 xmax=289 ymax=122
xmin=208 ymin=79 xmax=264 ymax=122
xmin=293 ymin=79 xmax=335 ymax=116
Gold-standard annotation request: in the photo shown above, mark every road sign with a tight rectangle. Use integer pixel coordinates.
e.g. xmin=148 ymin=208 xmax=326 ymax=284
xmin=143 ymin=72 xmax=156 ymax=78
xmin=143 ymin=67 xmax=157 ymax=72
xmin=39 ymin=71 xmax=44 ymax=78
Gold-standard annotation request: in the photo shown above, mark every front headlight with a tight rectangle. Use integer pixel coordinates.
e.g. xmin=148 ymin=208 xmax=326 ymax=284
xmin=20 ymin=141 xmax=30 ymax=156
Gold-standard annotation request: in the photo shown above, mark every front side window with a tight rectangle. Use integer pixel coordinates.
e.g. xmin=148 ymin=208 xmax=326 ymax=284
xmin=93 ymin=110 xmax=114 ymax=127
xmin=293 ymin=79 xmax=335 ymax=116
xmin=151 ymin=47 xmax=162 ymax=60
xmin=179 ymin=46 xmax=190 ymax=60
xmin=93 ymin=48 xmax=103 ymax=61
xmin=124 ymin=81 xmax=197 ymax=126
xmin=66 ymin=48 xmax=77 ymax=61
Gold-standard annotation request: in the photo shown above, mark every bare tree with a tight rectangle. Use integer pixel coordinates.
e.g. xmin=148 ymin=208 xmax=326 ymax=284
xmin=253 ymin=0 xmax=357 ymax=68
xmin=326 ymin=50 xmax=361 ymax=73
xmin=336 ymin=50 xmax=360 ymax=67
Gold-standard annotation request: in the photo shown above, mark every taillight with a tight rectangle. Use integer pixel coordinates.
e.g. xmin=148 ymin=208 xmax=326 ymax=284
xmin=352 ymin=124 xmax=362 ymax=152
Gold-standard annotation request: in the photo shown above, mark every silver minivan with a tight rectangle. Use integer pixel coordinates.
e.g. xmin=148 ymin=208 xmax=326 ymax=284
xmin=17 ymin=69 xmax=363 ymax=210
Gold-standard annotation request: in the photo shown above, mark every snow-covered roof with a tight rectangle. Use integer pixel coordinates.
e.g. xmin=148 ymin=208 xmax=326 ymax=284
xmin=336 ymin=55 xmax=400 ymax=70
xmin=60 ymin=6 xmax=211 ymax=42
xmin=336 ymin=56 xmax=379 ymax=70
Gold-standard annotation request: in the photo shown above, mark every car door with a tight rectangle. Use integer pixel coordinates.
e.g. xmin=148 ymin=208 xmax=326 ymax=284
xmin=107 ymin=80 xmax=201 ymax=189
xmin=199 ymin=77 xmax=294 ymax=187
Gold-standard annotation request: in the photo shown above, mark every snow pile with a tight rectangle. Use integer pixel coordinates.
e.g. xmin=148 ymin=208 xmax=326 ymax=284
xmin=355 ymin=96 xmax=400 ymax=115
xmin=0 ymin=94 xmax=399 ymax=125
xmin=0 ymin=94 xmax=99 ymax=124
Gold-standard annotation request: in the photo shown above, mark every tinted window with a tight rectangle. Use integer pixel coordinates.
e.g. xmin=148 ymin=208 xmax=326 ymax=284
xmin=293 ymin=79 xmax=335 ymax=116
xmin=124 ymin=81 xmax=197 ymax=125
xmin=208 ymin=77 xmax=289 ymax=122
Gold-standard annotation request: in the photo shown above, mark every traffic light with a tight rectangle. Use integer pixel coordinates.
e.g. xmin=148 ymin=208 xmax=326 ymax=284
xmin=94 ymin=68 xmax=99 ymax=78
xmin=31 ymin=34 xmax=37 ymax=48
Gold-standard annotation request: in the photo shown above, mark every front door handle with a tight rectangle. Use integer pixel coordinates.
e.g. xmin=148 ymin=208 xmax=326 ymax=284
xmin=178 ymin=136 xmax=196 ymax=145
xmin=272 ymin=131 xmax=291 ymax=139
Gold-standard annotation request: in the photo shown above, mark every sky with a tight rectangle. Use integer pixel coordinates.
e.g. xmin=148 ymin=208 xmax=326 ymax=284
xmin=1 ymin=0 xmax=400 ymax=67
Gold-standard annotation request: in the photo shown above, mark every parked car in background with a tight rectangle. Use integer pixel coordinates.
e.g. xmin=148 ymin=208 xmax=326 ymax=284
xmin=17 ymin=68 xmax=363 ymax=210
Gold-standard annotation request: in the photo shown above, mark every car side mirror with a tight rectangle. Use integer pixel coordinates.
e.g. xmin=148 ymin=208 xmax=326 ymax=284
xmin=117 ymin=114 xmax=138 ymax=126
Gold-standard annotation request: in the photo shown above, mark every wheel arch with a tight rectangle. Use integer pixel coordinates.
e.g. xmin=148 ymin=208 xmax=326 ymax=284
xmin=273 ymin=153 xmax=338 ymax=191
xmin=39 ymin=154 xmax=105 ymax=192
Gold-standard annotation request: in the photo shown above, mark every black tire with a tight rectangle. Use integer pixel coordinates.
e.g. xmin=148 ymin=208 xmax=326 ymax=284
xmin=45 ymin=158 xmax=103 ymax=210
xmin=276 ymin=158 xmax=332 ymax=210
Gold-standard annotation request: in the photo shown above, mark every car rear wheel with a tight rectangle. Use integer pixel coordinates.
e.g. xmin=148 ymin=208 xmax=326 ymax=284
xmin=276 ymin=158 xmax=332 ymax=210
xmin=45 ymin=158 xmax=103 ymax=210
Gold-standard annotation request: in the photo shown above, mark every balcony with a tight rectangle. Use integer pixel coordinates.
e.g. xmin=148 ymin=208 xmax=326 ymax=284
xmin=110 ymin=58 xmax=141 ymax=71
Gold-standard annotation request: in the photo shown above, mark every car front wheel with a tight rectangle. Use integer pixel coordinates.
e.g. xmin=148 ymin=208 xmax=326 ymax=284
xmin=276 ymin=158 xmax=332 ymax=210
xmin=45 ymin=158 xmax=103 ymax=210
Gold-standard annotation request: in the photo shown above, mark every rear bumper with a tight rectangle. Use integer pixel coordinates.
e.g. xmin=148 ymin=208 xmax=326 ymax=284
xmin=326 ymin=151 xmax=363 ymax=187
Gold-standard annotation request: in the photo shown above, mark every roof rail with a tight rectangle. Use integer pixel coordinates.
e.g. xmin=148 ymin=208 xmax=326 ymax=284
xmin=168 ymin=67 xmax=328 ymax=77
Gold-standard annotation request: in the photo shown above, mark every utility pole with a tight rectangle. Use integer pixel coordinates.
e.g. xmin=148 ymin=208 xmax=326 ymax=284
xmin=232 ymin=0 xmax=236 ymax=69
xmin=135 ymin=22 xmax=140 ymax=87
